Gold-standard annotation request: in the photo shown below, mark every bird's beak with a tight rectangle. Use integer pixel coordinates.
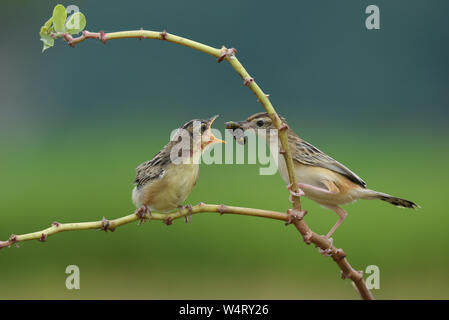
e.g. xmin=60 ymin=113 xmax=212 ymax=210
xmin=206 ymin=115 xmax=225 ymax=144
xmin=225 ymin=120 xmax=244 ymax=130
xmin=225 ymin=120 xmax=248 ymax=145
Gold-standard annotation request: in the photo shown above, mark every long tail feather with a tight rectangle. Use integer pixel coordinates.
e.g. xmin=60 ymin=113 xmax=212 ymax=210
xmin=361 ymin=190 xmax=419 ymax=209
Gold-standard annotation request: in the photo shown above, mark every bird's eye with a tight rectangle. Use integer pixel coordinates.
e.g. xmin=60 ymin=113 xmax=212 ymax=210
xmin=201 ymin=124 xmax=207 ymax=132
xmin=256 ymin=120 xmax=264 ymax=127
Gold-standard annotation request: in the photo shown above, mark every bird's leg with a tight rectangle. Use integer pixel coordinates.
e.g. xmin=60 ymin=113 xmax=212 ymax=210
xmin=287 ymin=183 xmax=305 ymax=203
xmin=297 ymin=182 xmax=339 ymax=195
xmin=324 ymin=205 xmax=347 ymax=238
xmin=179 ymin=204 xmax=193 ymax=224
xmin=135 ymin=205 xmax=151 ymax=225
xmin=147 ymin=206 xmax=152 ymax=220
xmin=291 ymin=181 xmax=342 ymax=251
xmin=318 ymin=205 xmax=348 ymax=256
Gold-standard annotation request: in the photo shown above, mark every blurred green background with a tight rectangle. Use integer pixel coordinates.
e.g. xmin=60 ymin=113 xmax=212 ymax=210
xmin=1 ymin=0 xmax=448 ymax=299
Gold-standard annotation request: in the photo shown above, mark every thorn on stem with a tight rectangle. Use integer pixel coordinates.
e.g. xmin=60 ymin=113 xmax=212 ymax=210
xmin=52 ymin=221 xmax=61 ymax=227
xmin=101 ymin=216 xmax=111 ymax=232
xmin=243 ymin=77 xmax=254 ymax=87
xmin=318 ymin=237 xmax=334 ymax=256
xmin=218 ymin=204 xmax=227 ymax=216
xmin=285 ymin=208 xmax=307 ymax=226
xmin=139 ymin=27 xmax=144 ymax=40
xmin=217 ymin=46 xmax=237 ymax=63
xmin=160 ymin=30 xmax=168 ymax=40
xmin=99 ymin=30 xmax=107 ymax=44
xmin=163 ymin=216 xmax=173 ymax=226
xmin=39 ymin=233 xmax=47 ymax=242
xmin=333 ymin=248 xmax=346 ymax=261
xmin=302 ymin=230 xmax=313 ymax=245
xmin=9 ymin=234 xmax=18 ymax=244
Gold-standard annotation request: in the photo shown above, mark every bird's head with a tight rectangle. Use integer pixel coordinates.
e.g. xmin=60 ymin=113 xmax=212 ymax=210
xmin=181 ymin=115 xmax=225 ymax=152
xmin=225 ymin=112 xmax=286 ymax=144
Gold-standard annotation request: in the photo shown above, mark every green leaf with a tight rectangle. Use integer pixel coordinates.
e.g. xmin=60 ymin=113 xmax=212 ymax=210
xmin=40 ymin=17 xmax=53 ymax=35
xmin=40 ymin=34 xmax=54 ymax=52
xmin=44 ymin=17 xmax=53 ymax=29
xmin=65 ymin=12 xmax=86 ymax=35
xmin=52 ymin=4 xmax=67 ymax=32
xmin=40 ymin=26 xmax=47 ymax=35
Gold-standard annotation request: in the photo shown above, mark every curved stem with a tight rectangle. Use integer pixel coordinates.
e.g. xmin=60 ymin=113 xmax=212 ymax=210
xmin=18 ymin=28 xmax=374 ymax=299
xmin=0 ymin=203 xmax=286 ymax=248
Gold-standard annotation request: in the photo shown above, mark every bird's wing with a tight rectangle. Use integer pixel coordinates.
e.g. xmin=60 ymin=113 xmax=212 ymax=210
xmin=292 ymin=139 xmax=367 ymax=188
xmin=134 ymin=148 xmax=171 ymax=188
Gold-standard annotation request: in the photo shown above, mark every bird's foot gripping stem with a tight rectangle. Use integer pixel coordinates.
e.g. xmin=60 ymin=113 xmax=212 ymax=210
xmin=135 ymin=205 xmax=152 ymax=225
xmin=287 ymin=183 xmax=305 ymax=203
xmin=179 ymin=204 xmax=193 ymax=224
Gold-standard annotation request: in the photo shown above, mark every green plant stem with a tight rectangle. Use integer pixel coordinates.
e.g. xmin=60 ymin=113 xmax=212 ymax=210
xmin=0 ymin=203 xmax=286 ymax=246
xmin=9 ymin=28 xmax=374 ymax=299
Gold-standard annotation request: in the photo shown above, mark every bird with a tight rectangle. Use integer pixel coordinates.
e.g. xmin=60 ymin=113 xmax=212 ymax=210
xmin=225 ymin=112 xmax=418 ymax=238
xmin=132 ymin=115 xmax=224 ymax=225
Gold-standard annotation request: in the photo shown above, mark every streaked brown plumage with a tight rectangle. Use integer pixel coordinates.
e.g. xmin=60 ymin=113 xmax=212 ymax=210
xmin=226 ymin=112 xmax=418 ymax=238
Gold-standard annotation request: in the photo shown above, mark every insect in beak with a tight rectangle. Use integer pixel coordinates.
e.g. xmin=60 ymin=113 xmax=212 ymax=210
xmin=225 ymin=120 xmax=247 ymax=145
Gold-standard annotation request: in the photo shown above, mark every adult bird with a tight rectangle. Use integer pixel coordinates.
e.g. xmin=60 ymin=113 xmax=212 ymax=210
xmin=226 ymin=112 xmax=418 ymax=238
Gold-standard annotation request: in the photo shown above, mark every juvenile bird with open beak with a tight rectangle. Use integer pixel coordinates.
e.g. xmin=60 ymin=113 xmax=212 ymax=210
xmin=132 ymin=115 xmax=224 ymax=224
xmin=226 ymin=112 xmax=418 ymax=238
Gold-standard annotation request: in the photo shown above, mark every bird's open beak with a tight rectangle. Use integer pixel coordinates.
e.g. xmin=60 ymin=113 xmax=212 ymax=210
xmin=206 ymin=115 xmax=225 ymax=145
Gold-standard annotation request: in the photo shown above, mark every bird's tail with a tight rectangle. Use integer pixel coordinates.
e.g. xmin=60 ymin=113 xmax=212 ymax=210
xmin=360 ymin=189 xmax=419 ymax=209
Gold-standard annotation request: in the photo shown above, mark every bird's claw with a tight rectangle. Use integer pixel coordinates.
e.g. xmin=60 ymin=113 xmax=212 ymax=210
xmin=287 ymin=183 xmax=305 ymax=203
xmin=318 ymin=237 xmax=334 ymax=256
xmin=135 ymin=205 xmax=151 ymax=225
xmin=179 ymin=204 xmax=193 ymax=224
xmin=285 ymin=208 xmax=307 ymax=225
